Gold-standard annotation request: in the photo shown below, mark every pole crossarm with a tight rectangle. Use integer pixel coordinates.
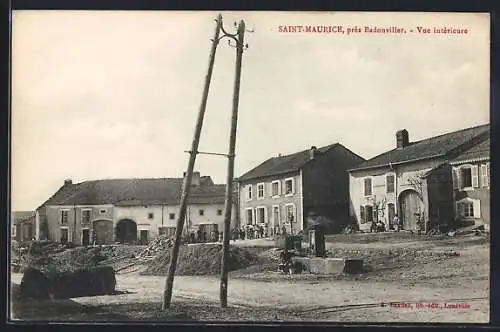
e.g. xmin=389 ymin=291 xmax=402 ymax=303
xmin=183 ymin=150 xmax=234 ymax=158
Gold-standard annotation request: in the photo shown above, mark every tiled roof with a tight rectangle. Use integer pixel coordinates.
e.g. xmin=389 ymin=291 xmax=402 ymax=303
xmin=451 ymin=137 xmax=490 ymax=164
xmin=350 ymin=124 xmax=490 ymax=171
xmin=237 ymin=143 xmax=364 ymax=181
xmin=40 ymin=176 xmax=233 ymax=208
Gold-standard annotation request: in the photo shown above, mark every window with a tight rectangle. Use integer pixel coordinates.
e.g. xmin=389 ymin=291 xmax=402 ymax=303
xmin=285 ymin=204 xmax=296 ymax=223
xmin=460 ymin=168 xmax=472 ymax=188
xmin=199 ymin=209 xmax=205 ymax=216
xmin=169 ymin=213 xmax=175 ymax=220
xmin=271 ymin=181 xmax=280 ymax=197
xmin=148 ymin=212 xmax=154 ymax=219
xmin=217 ymin=209 xmax=223 ymax=216
xmin=386 ymin=175 xmax=395 ymax=193
xmin=81 ymin=209 xmax=91 ymax=225
xmin=256 ymin=207 xmax=266 ymax=224
xmin=284 ymin=178 xmax=294 ymax=196
xmin=60 ymin=210 xmax=69 ymax=225
xmin=481 ymin=163 xmax=490 ymax=188
xmin=458 ymin=202 xmax=474 ymax=218
xmin=257 ymin=183 xmax=265 ymax=199
xmin=456 ymin=165 xmax=479 ymax=190
xmin=457 ymin=198 xmax=480 ymax=219
xmin=364 ymin=178 xmax=372 ymax=196
xmin=246 ymin=185 xmax=253 ymax=200
xmin=246 ymin=208 xmax=254 ymax=225
xmin=159 ymin=226 xmax=176 ymax=237
xmin=99 ymin=209 xmax=107 ymax=214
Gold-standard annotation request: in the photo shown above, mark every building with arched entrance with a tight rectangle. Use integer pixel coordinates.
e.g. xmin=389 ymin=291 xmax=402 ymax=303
xmin=348 ymin=124 xmax=489 ymax=232
xmin=34 ymin=172 xmax=239 ymax=246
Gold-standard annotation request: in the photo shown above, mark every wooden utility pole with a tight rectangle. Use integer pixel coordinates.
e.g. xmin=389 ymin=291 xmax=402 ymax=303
xmin=220 ymin=20 xmax=246 ymax=309
xmin=162 ymin=14 xmax=222 ymax=310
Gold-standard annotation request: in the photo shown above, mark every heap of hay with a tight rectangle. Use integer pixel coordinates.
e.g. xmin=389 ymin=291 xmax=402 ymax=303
xmin=20 ymin=265 xmax=116 ymax=299
xmin=142 ymin=243 xmax=259 ymax=276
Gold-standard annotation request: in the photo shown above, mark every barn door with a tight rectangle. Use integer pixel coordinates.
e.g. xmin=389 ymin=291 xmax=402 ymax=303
xmin=399 ymin=190 xmax=423 ymax=230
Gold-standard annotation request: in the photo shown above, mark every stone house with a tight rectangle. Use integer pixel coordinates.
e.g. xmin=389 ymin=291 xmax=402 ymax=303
xmin=348 ymin=124 xmax=490 ymax=232
xmin=236 ymin=144 xmax=365 ymax=234
xmin=35 ymin=172 xmax=238 ymax=245
xmin=450 ymin=137 xmax=490 ymax=229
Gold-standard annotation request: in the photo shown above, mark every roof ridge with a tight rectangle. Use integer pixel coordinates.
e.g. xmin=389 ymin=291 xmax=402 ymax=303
xmin=73 ymin=177 xmax=186 ymax=185
xmin=350 ymin=123 xmax=490 ymax=171
xmin=408 ymin=123 xmax=489 ymax=146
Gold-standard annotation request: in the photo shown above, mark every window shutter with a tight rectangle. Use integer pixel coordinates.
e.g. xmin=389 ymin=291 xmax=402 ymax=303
xmin=455 ymin=202 xmax=460 ymax=218
xmin=360 ymin=206 xmax=365 ymax=223
xmin=471 ymin=165 xmax=479 ymax=188
xmin=473 ymin=199 xmax=481 ymax=218
xmin=482 ymin=163 xmax=490 ymax=187
xmin=452 ymin=168 xmax=460 ymax=190
xmin=253 ymin=208 xmax=256 ymax=225
xmin=264 ymin=207 xmax=268 ymax=223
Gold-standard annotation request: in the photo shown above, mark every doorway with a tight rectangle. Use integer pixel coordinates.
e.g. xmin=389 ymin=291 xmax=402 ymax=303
xmin=93 ymin=220 xmax=114 ymax=245
xmin=398 ymin=190 xmax=424 ymax=230
xmin=139 ymin=230 xmax=149 ymax=245
xmin=82 ymin=228 xmax=90 ymax=246
xmin=116 ymin=219 xmax=138 ymax=244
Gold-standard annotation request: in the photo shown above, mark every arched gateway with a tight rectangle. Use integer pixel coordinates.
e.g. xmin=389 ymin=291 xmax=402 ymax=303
xmin=116 ymin=219 xmax=138 ymax=244
xmin=398 ymin=189 xmax=424 ymax=231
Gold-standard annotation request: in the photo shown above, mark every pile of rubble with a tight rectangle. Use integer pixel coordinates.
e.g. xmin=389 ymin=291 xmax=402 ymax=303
xmin=135 ymin=235 xmax=178 ymax=259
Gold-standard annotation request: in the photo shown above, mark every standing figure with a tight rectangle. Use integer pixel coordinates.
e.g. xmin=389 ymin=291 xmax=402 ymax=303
xmin=393 ymin=214 xmax=400 ymax=232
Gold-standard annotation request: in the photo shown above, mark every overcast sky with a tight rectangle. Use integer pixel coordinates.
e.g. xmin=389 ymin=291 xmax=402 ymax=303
xmin=11 ymin=11 xmax=490 ymax=211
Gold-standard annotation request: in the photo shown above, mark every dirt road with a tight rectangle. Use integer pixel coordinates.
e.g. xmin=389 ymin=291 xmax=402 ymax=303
xmin=11 ymin=235 xmax=489 ymax=323
xmin=60 ymin=270 xmax=487 ymax=323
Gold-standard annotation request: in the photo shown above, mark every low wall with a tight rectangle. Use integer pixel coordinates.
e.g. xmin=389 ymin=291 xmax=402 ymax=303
xmin=292 ymin=256 xmax=363 ymax=274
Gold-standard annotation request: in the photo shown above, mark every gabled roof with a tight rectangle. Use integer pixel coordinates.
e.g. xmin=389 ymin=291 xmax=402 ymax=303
xmin=39 ymin=176 xmax=232 ymax=208
xmin=237 ymin=143 xmax=364 ymax=182
xmin=237 ymin=143 xmax=338 ymax=182
xmin=451 ymin=137 xmax=490 ymax=164
xmin=349 ymin=124 xmax=490 ymax=171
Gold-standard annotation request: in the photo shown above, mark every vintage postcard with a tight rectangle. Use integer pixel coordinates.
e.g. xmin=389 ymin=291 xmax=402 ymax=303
xmin=10 ymin=11 xmax=490 ymax=323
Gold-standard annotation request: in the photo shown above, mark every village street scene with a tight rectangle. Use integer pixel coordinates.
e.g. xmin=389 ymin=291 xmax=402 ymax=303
xmin=10 ymin=11 xmax=490 ymax=323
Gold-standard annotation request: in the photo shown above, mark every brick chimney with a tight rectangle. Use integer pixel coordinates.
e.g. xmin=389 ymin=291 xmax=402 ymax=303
xmin=64 ymin=179 xmax=72 ymax=186
xmin=183 ymin=171 xmax=201 ymax=186
xmin=309 ymin=146 xmax=318 ymax=160
xmin=396 ymin=130 xmax=409 ymax=149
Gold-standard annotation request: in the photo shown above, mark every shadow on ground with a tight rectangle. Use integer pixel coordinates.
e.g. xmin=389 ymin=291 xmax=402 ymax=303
xmin=9 ymin=284 xmax=195 ymax=322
